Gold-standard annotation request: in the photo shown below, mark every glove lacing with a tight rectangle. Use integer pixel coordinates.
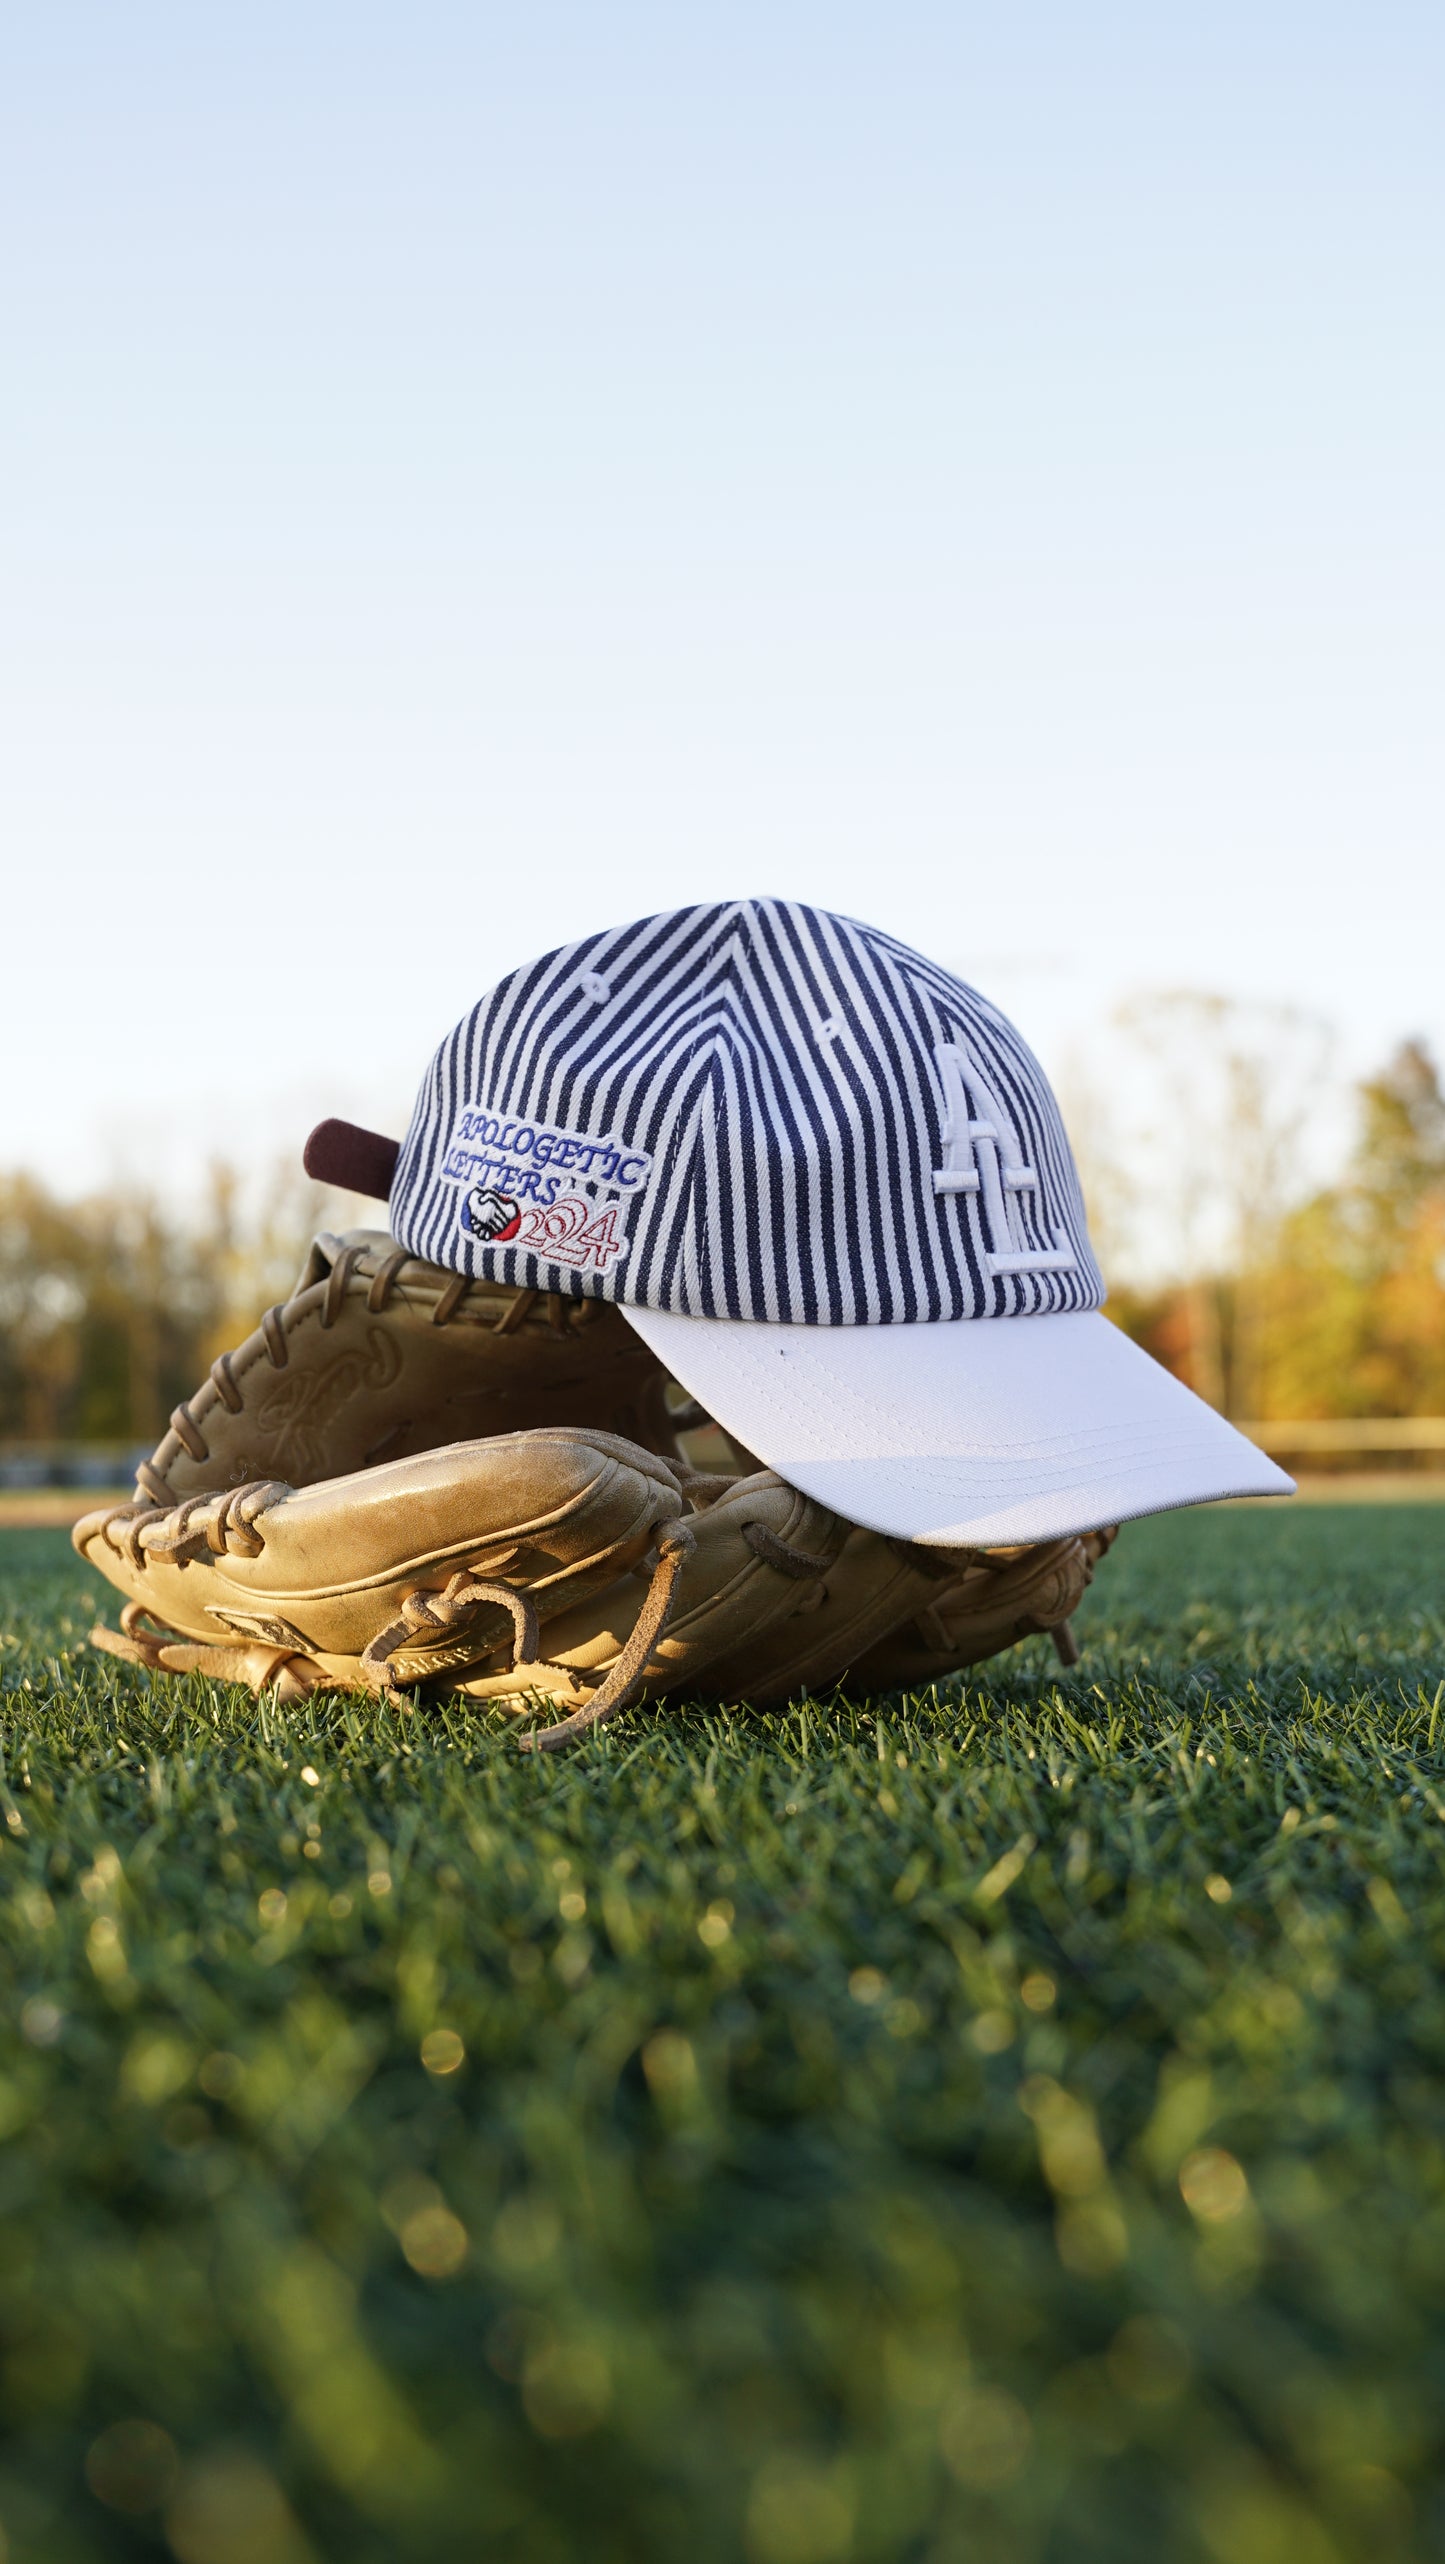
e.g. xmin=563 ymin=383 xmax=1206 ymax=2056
xmin=359 ymin=1575 xmax=541 ymax=1692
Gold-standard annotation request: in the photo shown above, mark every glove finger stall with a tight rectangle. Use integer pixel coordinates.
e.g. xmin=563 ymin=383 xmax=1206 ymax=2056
xmin=853 ymin=1528 xmax=1117 ymax=1690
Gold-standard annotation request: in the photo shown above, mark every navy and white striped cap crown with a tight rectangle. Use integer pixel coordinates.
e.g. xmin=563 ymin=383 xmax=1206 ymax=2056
xmin=388 ymin=899 xmax=1104 ymax=1326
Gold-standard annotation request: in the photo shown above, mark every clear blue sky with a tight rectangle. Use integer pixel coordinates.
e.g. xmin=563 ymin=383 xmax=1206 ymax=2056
xmin=3 ymin=2 xmax=1441 ymax=1195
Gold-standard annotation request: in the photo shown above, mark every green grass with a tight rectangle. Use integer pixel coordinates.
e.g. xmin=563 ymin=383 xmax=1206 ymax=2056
xmin=1 ymin=1508 xmax=1444 ymax=2564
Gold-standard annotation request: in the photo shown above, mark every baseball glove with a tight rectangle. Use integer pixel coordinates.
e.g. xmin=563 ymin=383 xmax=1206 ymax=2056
xmin=77 ymin=1228 xmax=1117 ymax=1746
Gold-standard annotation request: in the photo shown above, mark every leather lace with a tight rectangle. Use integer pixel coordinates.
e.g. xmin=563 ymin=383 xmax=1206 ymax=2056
xmin=360 ymin=1573 xmax=541 ymax=1693
xmin=89 ymin=1479 xmax=290 ymax=1572
xmin=742 ymin=1522 xmax=832 ymax=1579
xmin=348 ymin=1513 xmax=698 ymax=1752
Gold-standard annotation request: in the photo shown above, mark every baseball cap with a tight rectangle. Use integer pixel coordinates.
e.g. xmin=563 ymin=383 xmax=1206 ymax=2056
xmin=306 ymin=899 xmax=1292 ymax=1547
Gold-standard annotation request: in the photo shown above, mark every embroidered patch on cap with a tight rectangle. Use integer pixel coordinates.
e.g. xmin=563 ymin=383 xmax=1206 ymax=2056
xmin=438 ymin=1105 xmax=653 ymax=1278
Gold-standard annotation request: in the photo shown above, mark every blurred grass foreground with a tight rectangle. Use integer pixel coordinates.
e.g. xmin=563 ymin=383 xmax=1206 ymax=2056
xmin=1 ymin=1506 xmax=1444 ymax=2562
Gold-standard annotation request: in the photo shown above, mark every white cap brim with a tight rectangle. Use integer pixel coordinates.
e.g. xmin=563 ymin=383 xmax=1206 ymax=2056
xmin=623 ymin=1304 xmax=1294 ymax=1546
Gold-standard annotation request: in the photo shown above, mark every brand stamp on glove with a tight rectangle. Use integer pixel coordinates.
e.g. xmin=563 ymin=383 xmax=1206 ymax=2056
xmin=440 ymin=1104 xmax=653 ymax=1277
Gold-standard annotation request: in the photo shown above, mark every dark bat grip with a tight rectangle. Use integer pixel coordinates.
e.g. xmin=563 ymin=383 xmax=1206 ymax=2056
xmin=303 ymin=1119 xmax=401 ymax=1201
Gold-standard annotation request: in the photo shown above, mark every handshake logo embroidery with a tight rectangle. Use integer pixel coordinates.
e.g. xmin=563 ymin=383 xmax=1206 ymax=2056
xmin=463 ymin=1186 xmax=523 ymax=1244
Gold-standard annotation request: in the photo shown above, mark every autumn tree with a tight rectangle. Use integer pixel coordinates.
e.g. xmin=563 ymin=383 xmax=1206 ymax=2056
xmin=0 ymin=1163 xmax=345 ymax=1449
xmin=1252 ymin=1041 xmax=1445 ymax=1419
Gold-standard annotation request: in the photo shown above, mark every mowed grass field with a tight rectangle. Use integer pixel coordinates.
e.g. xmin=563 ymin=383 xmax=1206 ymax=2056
xmin=0 ymin=1509 xmax=1444 ymax=2564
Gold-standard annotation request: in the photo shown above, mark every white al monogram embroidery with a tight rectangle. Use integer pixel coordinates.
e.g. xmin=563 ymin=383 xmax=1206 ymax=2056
xmin=931 ymin=1038 xmax=1077 ymax=1277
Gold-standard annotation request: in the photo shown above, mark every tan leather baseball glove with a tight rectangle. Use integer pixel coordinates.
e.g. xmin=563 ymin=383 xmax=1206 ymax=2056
xmin=78 ymin=1229 xmax=1116 ymax=1746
